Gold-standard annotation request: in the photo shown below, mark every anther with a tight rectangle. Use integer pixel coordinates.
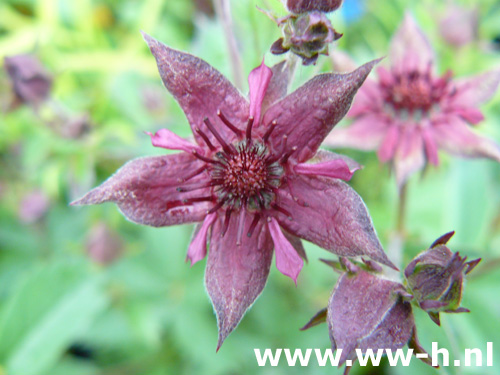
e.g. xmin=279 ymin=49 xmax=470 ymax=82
xmin=247 ymin=213 xmax=261 ymax=237
xmin=195 ymin=127 xmax=216 ymax=151
xmin=262 ymin=120 xmax=277 ymax=144
xmin=203 ymin=117 xmax=232 ymax=154
xmin=217 ymin=110 xmax=243 ymax=137
xmin=281 ymin=146 xmax=298 ymax=164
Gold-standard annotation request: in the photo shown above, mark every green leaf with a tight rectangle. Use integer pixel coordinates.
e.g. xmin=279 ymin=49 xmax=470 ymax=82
xmin=0 ymin=261 xmax=108 ymax=375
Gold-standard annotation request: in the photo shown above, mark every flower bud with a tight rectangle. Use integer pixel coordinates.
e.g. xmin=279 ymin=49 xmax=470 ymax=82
xmin=271 ymin=11 xmax=342 ymax=65
xmin=439 ymin=4 xmax=478 ymax=48
xmin=304 ymin=259 xmax=431 ymax=373
xmin=4 ymin=54 xmax=52 ymax=107
xmin=404 ymin=231 xmax=481 ymax=325
xmin=286 ymin=0 xmax=343 ymax=14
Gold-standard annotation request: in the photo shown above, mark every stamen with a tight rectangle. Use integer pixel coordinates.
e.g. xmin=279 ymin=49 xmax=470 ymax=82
xmin=178 ymin=165 xmax=207 ymax=182
xmin=246 ymin=116 xmax=255 ymax=142
xmin=262 ymin=120 xmax=277 ymax=143
xmin=207 ymin=199 xmax=226 ymax=214
xmin=192 ymin=150 xmax=219 ymax=164
xmin=247 ymin=213 xmax=261 ymax=237
xmin=281 ymin=146 xmax=298 ymax=164
xmin=203 ymin=117 xmax=232 ymax=154
xmin=271 ymin=203 xmax=293 ymax=220
xmin=221 ymin=209 xmax=232 ymax=237
xmin=217 ymin=110 xmax=243 ymax=137
xmin=195 ymin=127 xmax=216 ymax=151
xmin=177 ymin=180 xmax=221 ymax=193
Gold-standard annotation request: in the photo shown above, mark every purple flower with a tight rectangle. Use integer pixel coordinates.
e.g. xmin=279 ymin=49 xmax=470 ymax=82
xmin=439 ymin=3 xmax=478 ymax=48
xmin=404 ymin=231 xmax=481 ymax=325
xmin=302 ymin=259 xmax=431 ymax=374
xmin=4 ymin=54 xmax=52 ymax=108
xmin=72 ymin=33 xmax=395 ymax=348
xmin=325 ymin=14 xmax=500 ymax=187
xmin=286 ymin=0 xmax=343 ymax=14
xmin=271 ymin=11 xmax=343 ymax=65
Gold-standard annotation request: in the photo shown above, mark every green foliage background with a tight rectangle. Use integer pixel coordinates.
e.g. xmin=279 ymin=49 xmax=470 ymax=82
xmin=0 ymin=0 xmax=499 ymax=374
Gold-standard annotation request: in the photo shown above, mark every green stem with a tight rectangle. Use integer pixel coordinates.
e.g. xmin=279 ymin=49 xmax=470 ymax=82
xmin=214 ymin=0 xmax=244 ymax=90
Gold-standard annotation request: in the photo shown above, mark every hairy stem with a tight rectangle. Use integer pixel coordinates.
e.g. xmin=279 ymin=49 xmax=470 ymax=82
xmin=213 ymin=0 xmax=244 ymax=90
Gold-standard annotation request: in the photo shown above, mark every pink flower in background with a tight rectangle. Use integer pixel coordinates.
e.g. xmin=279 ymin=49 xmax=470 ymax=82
xmin=325 ymin=14 xmax=500 ymax=188
xmin=72 ymin=32 xmax=395 ymax=348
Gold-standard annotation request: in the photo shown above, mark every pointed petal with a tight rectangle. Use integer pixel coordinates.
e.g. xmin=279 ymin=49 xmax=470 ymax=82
xmin=433 ymin=116 xmax=500 ymax=162
xmin=261 ymin=61 xmax=291 ymax=114
xmin=205 ymin=211 xmax=273 ymax=350
xmin=310 ymin=149 xmax=362 ymax=171
xmin=393 ymin=126 xmax=425 ymax=188
xmin=300 ymin=307 xmax=327 ymax=330
xmin=268 ymin=217 xmax=304 ymax=283
xmin=453 ymin=107 xmax=484 ymax=125
xmin=142 ymin=32 xmax=249 ymax=146
xmin=71 ymin=153 xmax=210 ymax=227
xmin=450 ymin=69 xmax=500 ymax=107
xmin=146 ymin=129 xmax=203 ymax=153
xmin=421 ymin=126 xmax=439 ymax=165
xmin=263 ymin=60 xmax=380 ymax=163
xmin=327 ymin=271 xmax=405 ymax=364
xmin=186 ymin=213 xmax=216 ymax=265
xmin=283 ymin=230 xmax=308 ymax=262
xmin=326 ymin=115 xmax=388 ymax=151
xmin=377 ymin=124 xmax=400 ymax=162
xmin=275 ymin=174 xmax=397 ymax=269
xmin=294 ymin=158 xmax=359 ymax=181
xmin=390 ymin=13 xmax=434 ymax=74
xmin=249 ymin=60 xmax=273 ymax=126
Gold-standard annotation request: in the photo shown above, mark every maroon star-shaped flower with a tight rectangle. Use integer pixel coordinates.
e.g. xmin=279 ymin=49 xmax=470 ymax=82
xmin=325 ymin=14 xmax=500 ymax=188
xmin=72 ymin=32 xmax=395 ymax=348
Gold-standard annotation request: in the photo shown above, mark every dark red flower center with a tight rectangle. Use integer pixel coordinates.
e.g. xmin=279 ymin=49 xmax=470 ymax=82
xmin=381 ymin=70 xmax=451 ymax=115
xmin=211 ymin=141 xmax=283 ymax=210
xmin=173 ymin=110 xmax=297 ymax=238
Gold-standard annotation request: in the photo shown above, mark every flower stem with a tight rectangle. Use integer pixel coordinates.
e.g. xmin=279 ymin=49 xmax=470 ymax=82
xmin=397 ymin=182 xmax=408 ymax=234
xmin=214 ymin=0 xmax=244 ymax=90
xmin=387 ymin=182 xmax=408 ymax=273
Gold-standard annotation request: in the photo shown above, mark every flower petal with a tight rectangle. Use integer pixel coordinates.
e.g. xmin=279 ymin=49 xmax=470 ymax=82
xmin=433 ymin=116 xmax=500 ymax=162
xmin=263 ymin=59 xmax=379 ymax=163
xmin=248 ymin=60 xmax=273 ymax=126
xmin=186 ymin=213 xmax=216 ymax=265
xmin=275 ymin=174 xmax=397 ymax=269
xmin=377 ymin=124 xmax=400 ymax=162
xmin=142 ymin=32 xmax=249 ymax=146
xmin=450 ymin=69 xmax=500 ymax=107
xmin=390 ymin=13 xmax=434 ymax=74
xmin=294 ymin=158 xmax=358 ymax=181
xmin=261 ymin=61 xmax=291 ymax=114
xmin=421 ymin=125 xmax=439 ymax=166
xmin=328 ymin=269 xmax=408 ymax=364
xmin=71 ymin=153 xmax=211 ymax=227
xmin=268 ymin=217 xmax=304 ymax=283
xmin=310 ymin=149 xmax=362 ymax=173
xmin=146 ymin=128 xmax=203 ymax=154
xmin=325 ymin=115 xmax=389 ymax=151
xmin=392 ymin=126 xmax=425 ymax=188
xmin=205 ymin=211 xmax=273 ymax=350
